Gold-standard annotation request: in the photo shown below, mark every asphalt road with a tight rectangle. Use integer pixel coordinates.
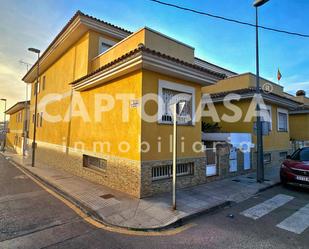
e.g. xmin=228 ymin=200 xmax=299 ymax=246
xmin=0 ymin=155 xmax=308 ymax=249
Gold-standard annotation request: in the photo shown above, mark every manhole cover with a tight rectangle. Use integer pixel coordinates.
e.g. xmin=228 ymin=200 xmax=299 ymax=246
xmin=100 ymin=194 xmax=115 ymax=199
xmin=232 ymin=179 xmax=241 ymax=183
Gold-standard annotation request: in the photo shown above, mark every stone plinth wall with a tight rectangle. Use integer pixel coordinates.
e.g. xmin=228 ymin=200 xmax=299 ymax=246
xmin=252 ymin=148 xmax=293 ymax=169
xmin=27 ymin=141 xmax=289 ymax=199
xmin=140 ymin=143 xmax=257 ymax=197
xmin=141 ymin=157 xmax=207 ymax=198
xmin=208 ymin=144 xmax=254 ymax=181
xmin=33 ymin=141 xmax=142 ymax=198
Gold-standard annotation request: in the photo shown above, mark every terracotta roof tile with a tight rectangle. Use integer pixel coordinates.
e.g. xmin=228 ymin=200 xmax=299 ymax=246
xmin=22 ymin=11 xmax=132 ymax=81
xmin=71 ymin=45 xmax=226 ymax=86
xmin=78 ymin=11 xmax=132 ymax=34
xmin=209 ymin=88 xmax=302 ymax=105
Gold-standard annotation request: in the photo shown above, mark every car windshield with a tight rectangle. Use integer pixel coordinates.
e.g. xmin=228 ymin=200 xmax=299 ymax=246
xmin=291 ymin=148 xmax=309 ymax=161
xmin=300 ymin=149 xmax=309 ymax=161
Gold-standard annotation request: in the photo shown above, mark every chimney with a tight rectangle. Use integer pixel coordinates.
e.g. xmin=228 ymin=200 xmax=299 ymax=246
xmin=296 ymin=90 xmax=306 ymax=97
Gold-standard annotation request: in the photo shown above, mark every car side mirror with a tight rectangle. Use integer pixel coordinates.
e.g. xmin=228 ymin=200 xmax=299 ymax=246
xmin=286 ymin=155 xmax=291 ymax=159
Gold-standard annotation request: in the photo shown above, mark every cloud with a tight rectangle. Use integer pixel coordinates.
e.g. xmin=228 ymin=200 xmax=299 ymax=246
xmin=0 ymin=1 xmax=63 ymax=121
xmin=285 ymin=81 xmax=309 ymax=92
xmin=0 ymin=64 xmax=21 ymax=79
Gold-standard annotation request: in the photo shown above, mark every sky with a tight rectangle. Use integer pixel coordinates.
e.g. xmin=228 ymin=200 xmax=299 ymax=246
xmin=0 ymin=0 xmax=309 ymax=121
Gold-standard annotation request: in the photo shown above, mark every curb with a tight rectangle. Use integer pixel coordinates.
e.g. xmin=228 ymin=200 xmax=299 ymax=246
xmin=1 ymin=153 xmax=230 ymax=232
xmin=257 ymin=182 xmax=282 ymax=193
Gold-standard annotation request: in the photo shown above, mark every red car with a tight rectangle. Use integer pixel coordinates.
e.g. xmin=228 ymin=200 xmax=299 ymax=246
xmin=280 ymin=147 xmax=309 ymax=187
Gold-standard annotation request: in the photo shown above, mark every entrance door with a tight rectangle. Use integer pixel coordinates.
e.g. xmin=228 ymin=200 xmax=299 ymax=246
xmin=205 ymin=148 xmax=217 ymax=176
xmin=229 ymin=147 xmax=237 ymax=172
xmin=243 ymin=152 xmax=251 ymax=170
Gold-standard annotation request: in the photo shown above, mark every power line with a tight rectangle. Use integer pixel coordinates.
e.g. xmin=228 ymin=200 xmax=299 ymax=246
xmin=150 ymin=0 xmax=309 ymax=38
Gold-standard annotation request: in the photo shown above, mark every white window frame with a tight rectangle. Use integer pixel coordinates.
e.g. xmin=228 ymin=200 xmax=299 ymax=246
xmin=261 ymin=105 xmax=272 ymax=131
xmin=158 ymin=79 xmax=196 ymax=124
xmin=36 ymin=81 xmax=40 ymax=94
xmin=98 ymin=37 xmax=117 ymax=55
xmin=277 ymin=108 xmax=289 ymax=132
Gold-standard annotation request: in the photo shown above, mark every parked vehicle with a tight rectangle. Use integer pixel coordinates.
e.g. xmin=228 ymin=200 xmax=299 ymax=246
xmin=280 ymin=147 xmax=309 ymax=187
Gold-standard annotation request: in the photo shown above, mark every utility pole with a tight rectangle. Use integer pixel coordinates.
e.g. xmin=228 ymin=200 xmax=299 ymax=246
xmin=171 ymin=101 xmax=186 ymax=210
xmin=253 ymin=0 xmax=269 ymax=183
xmin=28 ymin=48 xmax=40 ymax=167
xmin=172 ymin=103 xmax=177 ymax=210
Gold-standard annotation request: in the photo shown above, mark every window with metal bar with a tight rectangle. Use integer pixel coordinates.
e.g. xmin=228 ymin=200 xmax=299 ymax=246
xmin=151 ymin=162 xmax=194 ymax=181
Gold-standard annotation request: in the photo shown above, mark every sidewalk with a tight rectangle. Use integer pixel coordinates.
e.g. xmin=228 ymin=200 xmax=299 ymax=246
xmin=1 ymin=151 xmax=280 ymax=231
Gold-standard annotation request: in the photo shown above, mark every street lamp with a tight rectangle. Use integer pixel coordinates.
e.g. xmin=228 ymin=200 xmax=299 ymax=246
xmin=1 ymin=98 xmax=7 ymax=152
xmin=19 ymin=60 xmax=32 ymax=157
xmin=170 ymin=100 xmax=186 ymax=210
xmin=28 ymin=47 xmax=40 ymax=167
xmin=253 ymin=0 xmax=269 ymax=7
xmin=253 ymin=0 xmax=269 ymax=183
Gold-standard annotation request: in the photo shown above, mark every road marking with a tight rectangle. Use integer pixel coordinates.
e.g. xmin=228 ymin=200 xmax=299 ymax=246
xmin=240 ymin=194 xmax=294 ymax=220
xmin=276 ymin=203 xmax=309 ymax=234
xmin=7 ymin=159 xmax=195 ymax=236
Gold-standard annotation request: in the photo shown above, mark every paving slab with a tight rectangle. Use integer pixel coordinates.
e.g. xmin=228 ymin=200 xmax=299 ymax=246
xmin=1 ymin=151 xmax=280 ymax=230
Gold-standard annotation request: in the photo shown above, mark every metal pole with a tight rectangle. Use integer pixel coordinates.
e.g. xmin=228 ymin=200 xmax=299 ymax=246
xmin=2 ymin=100 xmax=7 ymax=152
xmin=255 ymin=7 xmax=264 ymax=182
xmin=23 ymin=65 xmax=29 ymax=157
xmin=172 ymin=103 xmax=177 ymax=210
xmin=32 ymin=53 xmax=40 ymax=167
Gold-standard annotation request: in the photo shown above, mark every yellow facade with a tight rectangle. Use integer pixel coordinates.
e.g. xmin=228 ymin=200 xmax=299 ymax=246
xmin=91 ymin=28 xmax=195 ymax=71
xmin=28 ymin=32 xmax=142 ymax=160
xmin=287 ymin=94 xmax=309 ymax=142
xmin=6 ymin=108 xmax=26 ymax=154
xmin=21 ymin=12 xmax=225 ymax=197
xmin=68 ymin=70 xmax=142 ymax=160
xmin=27 ymin=22 xmax=203 ymax=162
xmin=289 ymin=114 xmax=309 ymax=141
xmin=141 ymin=70 xmax=203 ymax=161
xmin=29 ymin=32 xmax=90 ymax=146
xmin=204 ymin=73 xmax=284 ymax=96
xmin=203 ymin=99 xmax=291 ymax=151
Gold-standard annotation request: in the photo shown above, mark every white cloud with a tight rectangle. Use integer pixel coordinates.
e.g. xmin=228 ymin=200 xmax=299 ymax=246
xmin=285 ymin=81 xmax=309 ymax=92
xmin=0 ymin=1 xmax=65 ymax=121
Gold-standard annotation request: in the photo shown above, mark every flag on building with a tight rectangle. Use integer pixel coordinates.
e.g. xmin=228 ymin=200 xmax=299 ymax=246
xmin=277 ymin=68 xmax=282 ymax=81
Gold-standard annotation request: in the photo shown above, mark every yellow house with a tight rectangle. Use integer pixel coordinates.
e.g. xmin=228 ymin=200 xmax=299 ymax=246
xmin=22 ymin=11 xmax=226 ymax=198
xmin=202 ymin=73 xmax=301 ymax=167
xmin=6 ymin=101 xmax=30 ymax=155
xmin=286 ymin=90 xmax=309 ymax=147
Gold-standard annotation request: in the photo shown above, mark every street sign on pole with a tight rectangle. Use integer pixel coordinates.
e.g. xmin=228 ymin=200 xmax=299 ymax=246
xmin=170 ymin=100 xmax=187 ymax=210
xmin=253 ymin=121 xmax=270 ymax=136
xmin=172 ymin=103 xmax=177 ymax=210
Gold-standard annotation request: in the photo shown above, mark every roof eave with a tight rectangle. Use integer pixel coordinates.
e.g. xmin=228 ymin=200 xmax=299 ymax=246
xmin=5 ymin=101 xmax=29 ymax=115
xmin=72 ymin=50 xmax=223 ymax=91
xmin=210 ymin=91 xmax=301 ymax=110
xmin=22 ymin=11 xmax=131 ymax=83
